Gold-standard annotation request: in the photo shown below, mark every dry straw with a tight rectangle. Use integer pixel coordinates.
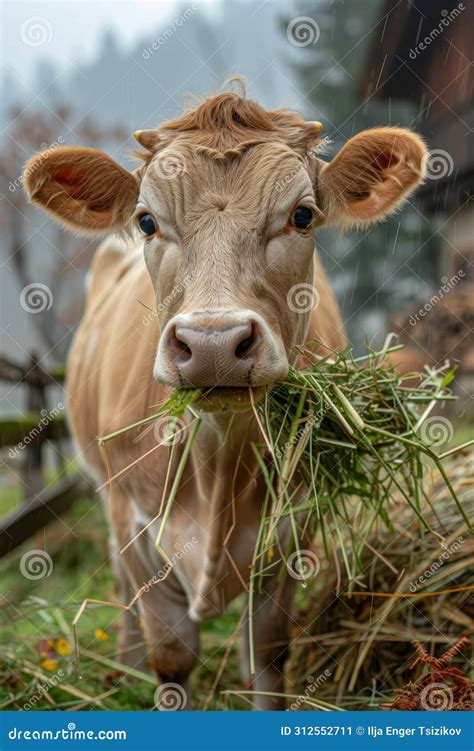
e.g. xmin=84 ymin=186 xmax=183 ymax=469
xmin=286 ymin=450 xmax=473 ymax=708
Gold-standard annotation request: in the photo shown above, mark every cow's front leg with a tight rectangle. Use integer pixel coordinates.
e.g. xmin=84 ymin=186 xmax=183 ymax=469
xmin=242 ymin=577 xmax=295 ymax=710
xmin=113 ymin=554 xmax=149 ymax=672
xmin=139 ymin=577 xmax=199 ymax=710
xmin=108 ymin=487 xmax=200 ymax=708
xmin=106 ymin=494 xmax=149 ymax=671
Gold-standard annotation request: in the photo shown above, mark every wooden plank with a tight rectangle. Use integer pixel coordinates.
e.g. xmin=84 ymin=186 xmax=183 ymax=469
xmin=1 ymin=415 xmax=69 ymax=449
xmin=0 ymin=354 xmax=65 ymax=385
xmin=0 ymin=476 xmax=91 ymax=557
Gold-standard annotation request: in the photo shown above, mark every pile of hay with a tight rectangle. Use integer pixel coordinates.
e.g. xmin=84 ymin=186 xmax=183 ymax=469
xmin=285 ymin=451 xmax=473 ymax=709
xmin=246 ymin=341 xmax=471 ymax=602
xmin=98 ymin=341 xmax=472 ymax=701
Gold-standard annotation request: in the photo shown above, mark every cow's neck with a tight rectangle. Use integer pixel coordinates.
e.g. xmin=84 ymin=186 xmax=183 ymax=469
xmin=186 ymin=408 xmax=263 ymax=619
xmin=189 ymin=409 xmax=262 ymax=520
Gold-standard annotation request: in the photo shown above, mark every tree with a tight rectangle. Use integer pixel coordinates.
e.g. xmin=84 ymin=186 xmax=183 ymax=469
xmin=0 ymin=105 xmax=127 ymax=359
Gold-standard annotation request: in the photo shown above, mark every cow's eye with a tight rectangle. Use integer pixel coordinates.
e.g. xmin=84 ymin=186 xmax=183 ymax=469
xmin=292 ymin=206 xmax=313 ymax=230
xmin=138 ymin=213 xmax=158 ymax=236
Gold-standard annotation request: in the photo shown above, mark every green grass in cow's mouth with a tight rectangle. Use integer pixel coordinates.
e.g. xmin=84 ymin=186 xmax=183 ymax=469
xmin=98 ymin=338 xmax=473 ymax=674
xmin=99 ymin=338 xmax=472 ymax=552
xmin=183 ymin=385 xmax=266 ymax=413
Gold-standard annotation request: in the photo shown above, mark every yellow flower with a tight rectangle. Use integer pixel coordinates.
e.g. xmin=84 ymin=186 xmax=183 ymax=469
xmin=53 ymin=638 xmax=72 ymax=656
xmin=267 ymin=547 xmax=274 ymax=562
xmin=40 ymin=658 xmax=58 ymax=672
xmin=94 ymin=628 xmax=109 ymax=641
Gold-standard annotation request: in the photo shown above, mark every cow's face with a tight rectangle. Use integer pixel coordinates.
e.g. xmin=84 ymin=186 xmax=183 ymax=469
xmin=138 ymin=141 xmax=320 ymax=402
xmin=24 ymin=95 xmax=427 ymax=411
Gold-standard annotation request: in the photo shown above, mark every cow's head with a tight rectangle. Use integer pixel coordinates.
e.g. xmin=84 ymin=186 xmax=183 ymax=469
xmin=24 ymin=93 xmax=426 ymax=410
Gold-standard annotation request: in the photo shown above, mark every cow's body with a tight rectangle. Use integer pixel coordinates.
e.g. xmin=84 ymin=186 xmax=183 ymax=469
xmin=67 ymin=236 xmax=345 ymax=708
xmin=24 ymin=91 xmax=426 ymax=709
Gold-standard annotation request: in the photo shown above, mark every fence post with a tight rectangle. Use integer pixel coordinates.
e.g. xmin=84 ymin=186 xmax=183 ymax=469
xmin=21 ymin=352 xmax=46 ymax=497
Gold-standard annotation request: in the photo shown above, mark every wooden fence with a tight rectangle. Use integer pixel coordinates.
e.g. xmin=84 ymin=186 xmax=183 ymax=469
xmin=0 ymin=353 xmax=90 ymax=557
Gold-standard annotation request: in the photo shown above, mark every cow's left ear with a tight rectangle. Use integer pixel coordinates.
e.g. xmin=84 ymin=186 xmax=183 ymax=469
xmin=317 ymin=128 xmax=427 ymax=227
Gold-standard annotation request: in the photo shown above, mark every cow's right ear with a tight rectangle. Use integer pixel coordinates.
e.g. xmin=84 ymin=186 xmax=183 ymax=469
xmin=23 ymin=146 xmax=139 ymax=235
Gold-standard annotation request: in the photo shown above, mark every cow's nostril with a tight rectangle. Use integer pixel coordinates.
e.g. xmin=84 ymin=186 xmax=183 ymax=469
xmin=235 ymin=325 xmax=259 ymax=359
xmin=169 ymin=326 xmax=192 ymax=363
xmin=235 ymin=336 xmax=253 ymax=358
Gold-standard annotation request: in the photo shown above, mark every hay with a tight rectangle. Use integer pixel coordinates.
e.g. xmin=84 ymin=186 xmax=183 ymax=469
xmin=251 ymin=341 xmax=471 ymax=590
xmin=285 ymin=451 xmax=474 ymax=709
xmin=100 ymin=341 xmax=471 ymax=583
xmin=97 ymin=340 xmax=473 ymax=698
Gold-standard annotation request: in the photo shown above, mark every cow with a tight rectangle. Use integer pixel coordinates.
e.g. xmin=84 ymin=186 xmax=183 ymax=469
xmin=24 ymin=92 xmax=426 ymax=709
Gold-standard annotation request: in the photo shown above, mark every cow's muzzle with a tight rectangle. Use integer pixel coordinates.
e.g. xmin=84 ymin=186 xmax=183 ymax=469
xmin=154 ymin=310 xmax=288 ymax=391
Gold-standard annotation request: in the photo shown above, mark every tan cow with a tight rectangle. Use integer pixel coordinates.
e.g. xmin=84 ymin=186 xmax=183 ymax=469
xmin=24 ymin=92 xmax=426 ymax=709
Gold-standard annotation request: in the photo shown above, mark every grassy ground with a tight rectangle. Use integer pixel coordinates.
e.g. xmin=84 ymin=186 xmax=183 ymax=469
xmin=0 ymin=496 xmax=244 ymax=711
xmin=0 ymin=421 xmax=471 ymax=711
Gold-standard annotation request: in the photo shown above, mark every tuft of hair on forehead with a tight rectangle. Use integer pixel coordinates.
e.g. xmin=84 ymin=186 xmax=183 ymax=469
xmin=135 ymin=91 xmax=323 ymax=163
xmin=165 ymin=92 xmax=281 ymax=134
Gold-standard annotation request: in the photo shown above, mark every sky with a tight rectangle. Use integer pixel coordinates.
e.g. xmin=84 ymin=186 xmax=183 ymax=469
xmin=0 ymin=0 xmax=220 ymax=87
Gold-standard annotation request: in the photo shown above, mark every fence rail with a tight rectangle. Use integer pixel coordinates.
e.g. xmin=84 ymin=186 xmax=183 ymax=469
xmin=0 ymin=476 xmax=91 ymax=557
xmin=0 ymin=352 xmax=91 ymax=557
